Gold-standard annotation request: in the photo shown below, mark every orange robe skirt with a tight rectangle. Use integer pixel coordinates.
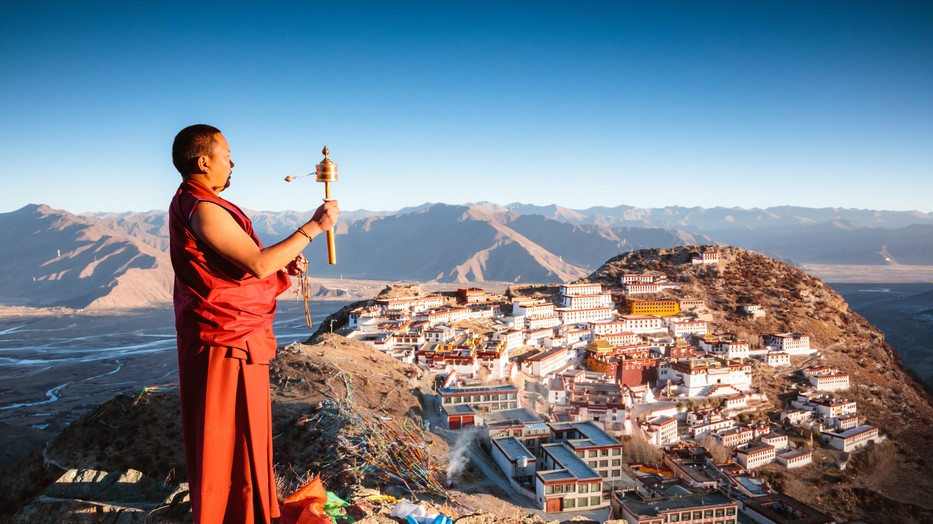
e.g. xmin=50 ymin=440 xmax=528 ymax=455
xmin=178 ymin=334 xmax=280 ymax=524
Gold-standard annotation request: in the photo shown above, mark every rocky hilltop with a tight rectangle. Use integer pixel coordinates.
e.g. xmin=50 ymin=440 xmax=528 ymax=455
xmin=2 ymin=246 xmax=933 ymax=522
xmin=581 ymin=246 xmax=933 ymax=520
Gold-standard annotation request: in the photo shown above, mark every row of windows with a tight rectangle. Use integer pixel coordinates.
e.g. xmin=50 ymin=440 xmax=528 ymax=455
xmin=561 ymin=496 xmax=602 ymax=509
xmin=545 ymin=482 xmax=602 ymax=495
xmin=575 ymin=448 xmax=622 ymax=458
xmin=586 ymin=459 xmax=622 ymax=468
xmin=665 ymin=507 xmax=736 ymax=521
xmin=473 ymin=402 xmax=518 ymax=412
xmin=441 ymin=393 xmax=518 ymax=404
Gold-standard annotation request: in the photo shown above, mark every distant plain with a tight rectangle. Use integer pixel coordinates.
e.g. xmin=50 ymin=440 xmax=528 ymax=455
xmin=0 ymin=299 xmax=352 ymax=471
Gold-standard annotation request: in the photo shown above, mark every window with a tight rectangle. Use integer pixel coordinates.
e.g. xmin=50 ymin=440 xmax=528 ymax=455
xmin=612 ymin=448 xmax=621 ymax=456
xmin=599 ymin=460 xmax=608 ymax=468
xmin=726 ymin=508 xmax=735 ymax=516
xmin=600 ymin=449 xmax=609 ymax=456
xmin=611 ymin=469 xmax=620 ymax=477
xmin=715 ymin=509 xmax=724 ymax=517
xmin=612 ymin=459 xmax=621 ymax=466
xmin=704 ymin=510 xmax=713 ymax=518
xmin=669 ymin=514 xmax=679 ymax=523
xmin=589 ymin=450 xmax=598 ymax=458
xmin=578 ymin=484 xmax=588 ymax=493
xmin=590 ymin=496 xmax=600 ymax=506
xmin=564 ymin=499 xmax=575 ymax=509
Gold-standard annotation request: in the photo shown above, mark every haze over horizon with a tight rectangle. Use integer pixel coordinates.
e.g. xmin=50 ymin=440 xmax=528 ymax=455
xmin=2 ymin=2 xmax=932 ymax=214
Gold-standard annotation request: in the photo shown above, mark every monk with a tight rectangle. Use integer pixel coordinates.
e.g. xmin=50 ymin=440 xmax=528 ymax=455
xmin=169 ymin=124 xmax=339 ymax=523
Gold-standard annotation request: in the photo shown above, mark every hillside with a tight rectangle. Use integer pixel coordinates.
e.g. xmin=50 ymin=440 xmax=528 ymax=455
xmin=0 ymin=205 xmax=173 ymax=309
xmin=0 ymin=335 xmax=472 ymax=522
xmin=581 ymin=246 xmax=933 ymax=520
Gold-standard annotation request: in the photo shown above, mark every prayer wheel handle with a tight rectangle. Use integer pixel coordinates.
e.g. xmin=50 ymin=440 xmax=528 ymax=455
xmin=284 ymin=146 xmax=338 ymax=265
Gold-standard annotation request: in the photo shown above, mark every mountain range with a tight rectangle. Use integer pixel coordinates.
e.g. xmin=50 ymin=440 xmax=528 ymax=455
xmin=3 ymin=202 xmax=932 ymax=309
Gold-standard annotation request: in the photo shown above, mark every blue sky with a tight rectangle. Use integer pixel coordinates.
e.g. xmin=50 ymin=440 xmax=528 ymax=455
xmin=1 ymin=1 xmax=931 ymax=214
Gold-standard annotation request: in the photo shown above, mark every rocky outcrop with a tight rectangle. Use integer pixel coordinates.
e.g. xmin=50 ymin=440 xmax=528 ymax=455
xmin=11 ymin=468 xmax=189 ymax=523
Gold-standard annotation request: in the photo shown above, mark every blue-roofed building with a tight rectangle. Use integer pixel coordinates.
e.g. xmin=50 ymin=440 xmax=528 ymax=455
xmin=536 ymin=442 xmax=606 ymax=513
xmin=491 ymin=436 xmax=537 ymax=494
xmin=548 ymin=420 xmax=628 ymax=489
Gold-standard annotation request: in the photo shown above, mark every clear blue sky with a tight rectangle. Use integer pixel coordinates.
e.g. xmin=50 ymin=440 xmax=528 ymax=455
xmin=2 ymin=1 xmax=931 ymax=214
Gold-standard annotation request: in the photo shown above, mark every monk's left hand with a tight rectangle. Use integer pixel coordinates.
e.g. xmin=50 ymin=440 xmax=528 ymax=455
xmin=285 ymin=254 xmax=308 ymax=276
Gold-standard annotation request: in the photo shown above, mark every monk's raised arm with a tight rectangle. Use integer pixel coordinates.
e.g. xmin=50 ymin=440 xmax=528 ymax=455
xmin=191 ymin=199 xmax=339 ymax=279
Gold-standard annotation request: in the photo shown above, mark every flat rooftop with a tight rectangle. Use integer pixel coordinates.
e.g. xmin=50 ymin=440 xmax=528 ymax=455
xmin=442 ymin=404 xmax=476 ymax=416
xmin=541 ymin=443 xmax=601 ymax=481
xmin=493 ymin=436 xmax=534 ymax=462
xmin=439 ymin=384 xmax=519 ymax=396
xmin=828 ymin=425 xmax=877 ymax=439
xmin=538 ymin=469 xmax=576 ymax=482
xmin=483 ymin=408 xmax=543 ymax=426
xmin=734 ymin=475 xmax=769 ymax=496
xmin=739 ymin=442 xmax=775 ymax=455
xmin=526 ymin=346 xmax=568 ymax=362
xmin=743 ymin=494 xmax=835 ymax=524
xmin=615 ymin=491 xmax=735 ymax=517
xmin=550 ymin=420 xmax=622 ymax=447
xmin=674 ymin=463 xmax=718 ymax=485
xmin=777 ymin=449 xmax=811 ymax=460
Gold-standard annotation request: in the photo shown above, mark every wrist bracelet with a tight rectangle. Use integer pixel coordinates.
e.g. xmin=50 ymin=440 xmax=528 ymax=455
xmin=297 ymin=226 xmax=313 ymax=242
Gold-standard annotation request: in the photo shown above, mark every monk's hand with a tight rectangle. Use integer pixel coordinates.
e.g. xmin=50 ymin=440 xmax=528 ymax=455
xmin=285 ymin=254 xmax=308 ymax=276
xmin=310 ymin=199 xmax=340 ymax=233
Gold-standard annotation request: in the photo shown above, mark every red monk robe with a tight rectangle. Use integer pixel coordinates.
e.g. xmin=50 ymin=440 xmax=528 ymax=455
xmin=170 ymin=179 xmax=290 ymax=524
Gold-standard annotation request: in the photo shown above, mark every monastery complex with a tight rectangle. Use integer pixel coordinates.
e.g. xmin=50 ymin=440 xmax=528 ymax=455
xmin=342 ymin=248 xmax=877 ymax=522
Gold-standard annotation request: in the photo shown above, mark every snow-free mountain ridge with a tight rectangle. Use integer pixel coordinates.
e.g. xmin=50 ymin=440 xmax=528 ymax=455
xmin=3 ymin=201 xmax=932 ymax=309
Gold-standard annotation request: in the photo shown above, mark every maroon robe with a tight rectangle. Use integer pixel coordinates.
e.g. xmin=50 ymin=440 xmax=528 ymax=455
xmin=169 ymin=179 xmax=290 ymax=523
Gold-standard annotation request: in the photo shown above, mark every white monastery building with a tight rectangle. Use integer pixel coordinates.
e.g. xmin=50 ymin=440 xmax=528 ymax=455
xmin=823 ymin=425 xmax=880 ymax=452
xmin=767 ymin=333 xmax=812 ymax=354
xmin=735 ymin=442 xmax=776 ymax=470
xmin=556 ymin=307 xmax=615 ymax=325
xmin=776 ymin=449 xmax=813 ymax=469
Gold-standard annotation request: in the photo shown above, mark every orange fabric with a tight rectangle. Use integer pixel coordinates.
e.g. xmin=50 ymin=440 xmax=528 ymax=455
xmin=280 ymin=477 xmax=332 ymax=524
xmin=178 ymin=332 xmax=281 ymax=524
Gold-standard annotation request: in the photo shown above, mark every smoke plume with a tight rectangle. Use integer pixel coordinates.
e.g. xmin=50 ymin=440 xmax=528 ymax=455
xmin=445 ymin=428 xmax=478 ymax=485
